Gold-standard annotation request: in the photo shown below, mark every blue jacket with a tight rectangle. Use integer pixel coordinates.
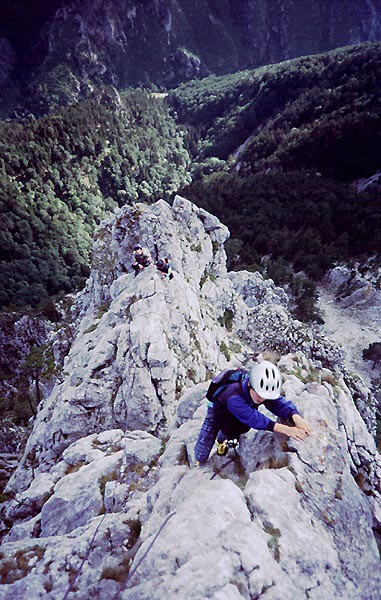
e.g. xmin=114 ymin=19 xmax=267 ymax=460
xmin=215 ymin=374 xmax=299 ymax=436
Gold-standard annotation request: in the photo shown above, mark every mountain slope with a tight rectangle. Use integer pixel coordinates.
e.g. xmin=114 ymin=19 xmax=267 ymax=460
xmin=170 ymin=43 xmax=381 ymax=290
xmin=1 ymin=196 xmax=380 ymax=598
xmin=181 ymin=171 xmax=381 ymax=283
xmin=0 ymin=88 xmax=190 ymax=307
xmin=2 ymin=0 xmax=381 ymax=114
xmin=169 ymin=42 xmax=381 ymax=180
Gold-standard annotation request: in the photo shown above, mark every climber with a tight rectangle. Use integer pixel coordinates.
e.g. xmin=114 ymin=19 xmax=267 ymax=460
xmin=156 ymin=257 xmax=174 ymax=279
xmin=194 ymin=360 xmax=311 ymax=465
xmin=132 ymin=244 xmax=153 ymax=275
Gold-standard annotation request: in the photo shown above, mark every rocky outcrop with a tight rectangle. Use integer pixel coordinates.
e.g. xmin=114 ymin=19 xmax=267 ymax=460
xmin=1 ymin=196 xmax=380 ymax=598
xmin=320 ymin=265 xmax=381 ymax=385
xmin=326 ymin=264 xmax=381 ymax=309
xmin=122 ymin=354 xmax=381 ymax=599
xmin=4 ymin=196 xmax=348 ymax=493
xmin=1 ymin=355 xmax=380 ymax=598
xmin=4 ymin=196 xmax=236 ymax=493
xmin=0 ymin=39 xmax=15 ymax=94
xmin=318 ymin=264 xmax=381 ymax=438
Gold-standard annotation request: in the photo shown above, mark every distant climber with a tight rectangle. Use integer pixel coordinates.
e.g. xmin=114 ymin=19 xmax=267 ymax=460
xmin=194 ymin=360 xmax=311 ymax=465
xmin=156 ymin=257 xmax=174 ymax=280
xmin=132 ymin=245 xmax=153 ymax=275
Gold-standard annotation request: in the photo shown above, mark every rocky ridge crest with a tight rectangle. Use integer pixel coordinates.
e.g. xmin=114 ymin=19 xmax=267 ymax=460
xmin=0 ymin=196 xmax=380 ymax=598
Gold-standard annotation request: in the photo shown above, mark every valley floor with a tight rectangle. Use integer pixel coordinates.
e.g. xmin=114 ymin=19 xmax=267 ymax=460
xmin=318 ymin=285 xmax=381 ymax=388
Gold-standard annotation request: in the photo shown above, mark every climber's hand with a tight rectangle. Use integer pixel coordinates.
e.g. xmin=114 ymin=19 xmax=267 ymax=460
xmin=292 ymin=414 xmax=312 ymax=436
xmin=286 ymin=426 xmax=309 ymax=441
xmin=274 ymin=422 xmax=309 ymax=441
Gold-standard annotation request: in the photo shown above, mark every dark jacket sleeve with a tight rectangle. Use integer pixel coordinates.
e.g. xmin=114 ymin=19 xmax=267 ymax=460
xmin=226 ymin=394 xmax=276 ymax=431
xmin=264 ymin=396 xmax=299 ymax=419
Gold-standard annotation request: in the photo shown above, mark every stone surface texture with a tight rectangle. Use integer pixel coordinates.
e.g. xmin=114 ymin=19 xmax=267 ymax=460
xmin=0 ymin=197 xmax=380 ymax=599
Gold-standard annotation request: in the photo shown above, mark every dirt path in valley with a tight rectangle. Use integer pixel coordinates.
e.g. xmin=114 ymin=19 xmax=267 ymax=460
xmin=317 ymin=285 xmax=381 ymax=387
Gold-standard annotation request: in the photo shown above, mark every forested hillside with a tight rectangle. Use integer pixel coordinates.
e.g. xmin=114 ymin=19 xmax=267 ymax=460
xmin=169 ymin=42 xmax=381 ymax=181
xmin=2 ymin=42 xmax=381 ymax=313
xmin=170 ymin=43 xmax=381 ymax=319
xmin=181 ymin=171 xmax=380 ymax=315
xmin=2 ymin=0 xmax=380 ymax=116
xmin=0 ymin=89 xmax=189 ymax=307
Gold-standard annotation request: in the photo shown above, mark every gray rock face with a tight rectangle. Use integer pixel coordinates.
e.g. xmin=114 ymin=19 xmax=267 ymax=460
xmin=5 ymin=196 xmax=235 ymax=492
xmin=230 ymin=274 xmax=344 ymax=370
xmin=1 ymin=197 xmax=380 ymax=599
xmin=0 ymin=38 xmax=15 ymax=92
xmin=325 ymin=264 xmax=381 ymax=308
xmin=320 ymin=264 xmax=381 ymax=433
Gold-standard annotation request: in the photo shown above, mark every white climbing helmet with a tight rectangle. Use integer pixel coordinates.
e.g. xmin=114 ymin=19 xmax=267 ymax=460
xmin=249 ymin=360 xmax=282 ymax=400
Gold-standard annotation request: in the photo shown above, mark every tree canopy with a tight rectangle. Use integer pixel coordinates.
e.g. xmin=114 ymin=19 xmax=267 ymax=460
xmin=169 ymin=42 xmax=381 ymax=182
xmin=0 ymin=88 xmax=190 ymax=307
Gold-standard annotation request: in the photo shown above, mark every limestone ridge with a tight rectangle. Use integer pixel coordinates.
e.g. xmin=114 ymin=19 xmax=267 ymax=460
xmin=1 ymin=196 xmax=380 ymax=598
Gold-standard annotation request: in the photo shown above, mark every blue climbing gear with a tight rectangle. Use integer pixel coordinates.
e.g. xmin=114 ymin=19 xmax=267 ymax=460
xmin=194 ymin=369 xmax=246 ymax=464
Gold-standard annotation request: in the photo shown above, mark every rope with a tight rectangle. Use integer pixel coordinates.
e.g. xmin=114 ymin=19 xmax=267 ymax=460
xmin=61 ymin=513 xmax=107 ymax=600
xmin=125 ymin=511 xmax=176 ymax=583
xmin=210 ymin=446 xmax=240 ymax=481
xmin=61 ymin=413 xmax=128 ymax=600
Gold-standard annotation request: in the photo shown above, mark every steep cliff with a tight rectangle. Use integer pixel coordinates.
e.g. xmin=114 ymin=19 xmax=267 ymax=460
xmin=0 ymin=196 xmax=380 ymax=598
xmin=2 ymin=0 xmax=381 ymax=113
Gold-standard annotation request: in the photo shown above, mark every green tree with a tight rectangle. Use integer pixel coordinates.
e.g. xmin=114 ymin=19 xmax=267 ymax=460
xmin=363 ymin=343 xmax=381 ymax=369
xmin=291 ymin=277 xmax=323 ymax=324
xmin=20 ymin=344 xmax=61 ymax=417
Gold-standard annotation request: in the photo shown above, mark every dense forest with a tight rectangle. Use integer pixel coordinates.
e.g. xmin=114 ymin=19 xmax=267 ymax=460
xmin=2 ymin=42 xmax=381 ymax=313
xmin=180 ymin=170 xmax=381 ymax=320
xmin=0 ymin=89 xmax=190 ymax=307
xmin=169 ymin=43 xmax=381 ymax=319
xmin=169 ymin=42 xmax=381 ymax=181
xmin=182 ymin=171 xmax=381 ymax=276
